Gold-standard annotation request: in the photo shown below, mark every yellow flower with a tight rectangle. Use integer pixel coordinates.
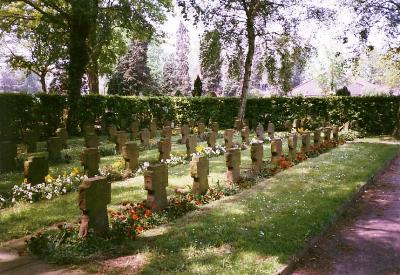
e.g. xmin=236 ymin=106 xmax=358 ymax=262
xmin=70 ymin=167 xmax=80 ymax=177
xmin=23 ymin=178 xmax=28 ymax=183
xmin=45 ymin=174 xmax=54 ymax=183
xmin=196 ymin=145 xmax=205 ymax=153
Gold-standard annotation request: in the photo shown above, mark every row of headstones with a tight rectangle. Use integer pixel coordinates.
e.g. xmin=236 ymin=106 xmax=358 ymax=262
xmin=78 ymin=125 xmax=340 ymax=236
xmin=0 ymin=127 xmax=69 ymax=173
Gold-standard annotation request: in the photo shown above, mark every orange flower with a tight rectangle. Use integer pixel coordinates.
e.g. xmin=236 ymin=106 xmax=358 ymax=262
xmin=136 ymin=226 xmax=144 ymax=233
xmin=144 ymin=209 xmax=152 ymax=218
xmin=131 ymin=214 xmax=140 ymax=221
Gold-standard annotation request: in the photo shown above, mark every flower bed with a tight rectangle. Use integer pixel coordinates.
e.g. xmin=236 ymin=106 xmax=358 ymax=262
xmin=26 ymin=139 xmax=342 ymax=264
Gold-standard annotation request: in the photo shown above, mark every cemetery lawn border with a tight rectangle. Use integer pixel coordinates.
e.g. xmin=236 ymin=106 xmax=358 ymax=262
xmin=19 ymin=140 xmax=400 ymax=274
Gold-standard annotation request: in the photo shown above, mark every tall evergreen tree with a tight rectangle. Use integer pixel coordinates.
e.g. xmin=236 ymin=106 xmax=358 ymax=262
xmin=175 ymin=21 xmax=191 ymax=95
xmin=200 ymin=30 xmax=222 ymax=93
xmin=108 ymin=40 xmax=153 ymax=95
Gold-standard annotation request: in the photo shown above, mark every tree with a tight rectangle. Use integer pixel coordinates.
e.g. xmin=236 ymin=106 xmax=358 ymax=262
xmin=175 ymin=21 xmax=191 ymax=95
xmin=192 ymin=75 xmax=203 ymax=96
xmin=200 ymin=30 xmax=222 ymax=93
xmin=178 ymin=0 xmax=331 ymax=120
xmin=162 ymin=54 xmax=179 ymax=95
xmin=108 ymin=40 xmax=154 ymax=95
xmin=0 ymin=0 xmax=172 ymax=133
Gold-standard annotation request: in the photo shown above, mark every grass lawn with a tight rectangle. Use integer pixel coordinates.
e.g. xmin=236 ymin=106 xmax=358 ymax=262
xmin=77 ymin=140 xmax=398 ymax=274
xmin=0 ymin=131 xmax=291 ymax=244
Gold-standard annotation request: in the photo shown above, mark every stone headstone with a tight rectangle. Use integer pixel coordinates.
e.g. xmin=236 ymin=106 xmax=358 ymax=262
xmin=83 ymin=123 xmax=96 ymax=136
xmin=332 ymin=126 xmax=339 ymax=142
xmin=284 ymin=120 xmax=292 ymax=132
xmin=224 ymin=129 xmax=234 ymax=149
xmin=323 ymin=127 xmax=332 ymax=141
xmin=267 ymin=123 xmax=275 ymax=139
xmin=85 ymin=133 xmax=99 ymax=148
xmin=130 ymin=120 xmax=140 ymax=140
xmin=115 ymin=131 xmax=128 ymax=153
xmin=0 ymin=140 xmax=17 ymax=173
xmin=47 ymin=137 xmax=63 ymax=162
xmin=186 ymin=134 xmax=197 ymax=158
xmin=144 ymin=164 xmax=168 ymax=211
xmin=225 ymin=148 xmax=241 ymax=184
xmin=140 ymin=128 xmax=150 ymax=146
xmin=163 ymin=120 xmax=172 ymax=127
xmin=181 ymin=124 xmax=190 ymax=144
xmin=158 ymin=138 xmax=171 ymax=162
xmin=343 ymin=121 xmax=350 ymax=132
xmin=56 ymin=127 xmax=68 ymax=148
xmin=122 ymin=141 xmax=139 ymax=171
xmin=313 ymin=129 xmax=321 ymax=147
xmin=190 ymin=155 xmax=209 ymax=196
xmin=234 ymin=119 xmax=243 ymax=131
xmin=149 ymin=120 xmax=157 ymax=138
xmin=207 ymin=132 xmax=217 ymax=149
xmin=81 ymin=148 xmax=100 ymax=177
xmin=256 ymin=124 xmax=264 ymax=141
xmin=271 ymin=138 xmax=282 ymax=164
xmin=22 ymin=129 xmax=38 ymax=153
xmin=241 ymin=126 xmax=250 ymax=144
xmin=107 ymin=124 xmax=117 ymax=142
xmin=288 ymin=134 xmax=298 ymax=161
xmin=251 ymin=142 xmax=263 ymax=173
xmin=197 ymin=122 xmax=206 ymax=136
xmin=211 ymin=122 xmax=219 ymax=133
xmin=161 ymin=126 xmax=172 ymax=139
xmin=301 ymin=132 xmax=311 ymax=154
xmin=24 ymin=155 xmax=48 ymax=185
xmin=78 ymin=176 xmax=111 ymax=237
xmin=188 ymin=120 xmax=195 ymax=128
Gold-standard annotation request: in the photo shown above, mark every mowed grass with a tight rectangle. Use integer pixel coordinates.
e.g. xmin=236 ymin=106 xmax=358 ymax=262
xmin=78 ymin=141 xmax=398 ymax=274
xmin=1 ymin=131 xmax=283 ymax=244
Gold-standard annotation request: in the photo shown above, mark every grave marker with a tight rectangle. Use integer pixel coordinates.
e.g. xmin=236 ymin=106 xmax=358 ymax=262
xmin=207 ymin=132 xmax=217 ymax=149
xmin=288 ymin=134 xmax=298 ymax=161
xmin=56 ymin=127 xmax=68 ymax=148
xmin=144 ymin=164 xmax=168 ymax=211
xmin=186 ymin=134 xmax=197 ymax=158
xmin=140 ymin=128 xmax=150 ymax=146
xmin=241 ymin=126 xmax=250 ymax=144
xmin=181 ymin=124 xmax=190 ymax=144
xmin=122 ymin=142 xmax=139 ymax=171
xmin=251 ymin=142 xmax=263 ymax=173
xmin=256 ymin=124 xmax=264 ymax=141
xmin=224 ymin=129 xmax=234 ymax=149
xmin=225 ymin=148 xmax=241 ymax=184
xmin=271 ymin=138 xmax=282 ymax=164
xmin=47 ymin=137 xmax=63 ymax=162
xmin=190 ymin=155 xmax=209 ymax=196
xmin=115 ymin=131 xmax=128 ymax=153
xmin=158 ymin=138 xmax=171 ymax=162
xmin=24 ymin=155 xmax=48 ymax=185
xmin=267 ymin=122 xmax=275 ymax=139
xmin=85 ymin=134 xmax=99 ymax=148
xmin=81 ymin=148 xmax=100 ymax=177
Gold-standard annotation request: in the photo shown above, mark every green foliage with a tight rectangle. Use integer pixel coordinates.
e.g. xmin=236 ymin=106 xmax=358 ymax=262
xmin=0 ymin=94 xmax=398 ymax=140
xmin=336 ymin=86 xmax=351 ymax=96
xmin=192 ymin=75 xmax=203 ymax=97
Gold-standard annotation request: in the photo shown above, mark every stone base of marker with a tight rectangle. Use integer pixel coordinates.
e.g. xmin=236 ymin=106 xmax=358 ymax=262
xmin=251 ymin=142 xmax=263 ymax=173
xmin=288 ymin=134 xmax=298 ymax=162
xmin=0 ymin=140 xmax=17 ymax=173
xmin=24 ymin=155 xmax=48 ymax=185
xmin=190 ymin=155 xmax=209 ymax=196
xmin=140 ymin=128 xmax=150 ymax=146
xmin=144 ymin=164 xmax=168 ymax=212
xmin=81 ymin=148 xmax=100 ymax=177
xmin=225 ymin=148 xmax=241 ymax=184
xmin=79 ymin=176 xmax=111 ymax=237
xmin=271 ymin=139 xmax=282 ymax=164
xmin=122 ymin=142 xmax=139 ymax=171
xmin=85 ymin=134 xmax=99 ymax=148
xmin=207 ymin=132 xmax=217 ymax=149
xmin=47 ymin=137 xmax=63 ymax=162
xmin=224 ymin=129 xmax=234 ymax=149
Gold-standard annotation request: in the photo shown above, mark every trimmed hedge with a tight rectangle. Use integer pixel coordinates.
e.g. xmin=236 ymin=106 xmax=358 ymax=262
xmin=0 ymin=93 xmax=398 ymax=140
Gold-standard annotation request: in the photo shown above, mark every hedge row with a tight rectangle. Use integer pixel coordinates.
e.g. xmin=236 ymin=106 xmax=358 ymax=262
xmin=0 ymin=93 xmax=398 ymax=140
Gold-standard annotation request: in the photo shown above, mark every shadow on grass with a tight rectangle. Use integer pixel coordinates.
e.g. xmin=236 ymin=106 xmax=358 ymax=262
xmin=92 ymin=142 xmax=399 ymax=274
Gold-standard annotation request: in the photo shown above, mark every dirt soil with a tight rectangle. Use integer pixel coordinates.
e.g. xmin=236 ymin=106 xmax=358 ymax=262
xmin=293 ymin=156 xmax=400 ymax=275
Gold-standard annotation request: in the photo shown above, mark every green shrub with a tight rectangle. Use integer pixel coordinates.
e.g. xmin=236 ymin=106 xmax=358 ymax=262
xmin=0 ymin=94 xmax=398 ymax=139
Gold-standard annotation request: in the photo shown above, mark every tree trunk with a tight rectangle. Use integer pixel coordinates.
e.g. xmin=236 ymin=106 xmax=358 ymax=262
xmin=40 ymin=73 xmax=47 ymax=93
xmin=238 ymin=19 xmax=256 ymax=121
xmin=87 ymin=60 xmax=99 ymax=94
xmin=67 ymin=0 xmax=93 ymax=134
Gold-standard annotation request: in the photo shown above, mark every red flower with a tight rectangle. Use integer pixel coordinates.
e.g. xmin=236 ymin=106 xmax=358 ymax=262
xmin=131 ymin=213 xmax=140 ymax=221
xmin=136 ymin=226 xmax=144 ymax=233
xmin=145 ymin=209 xmax=152 ymax=218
